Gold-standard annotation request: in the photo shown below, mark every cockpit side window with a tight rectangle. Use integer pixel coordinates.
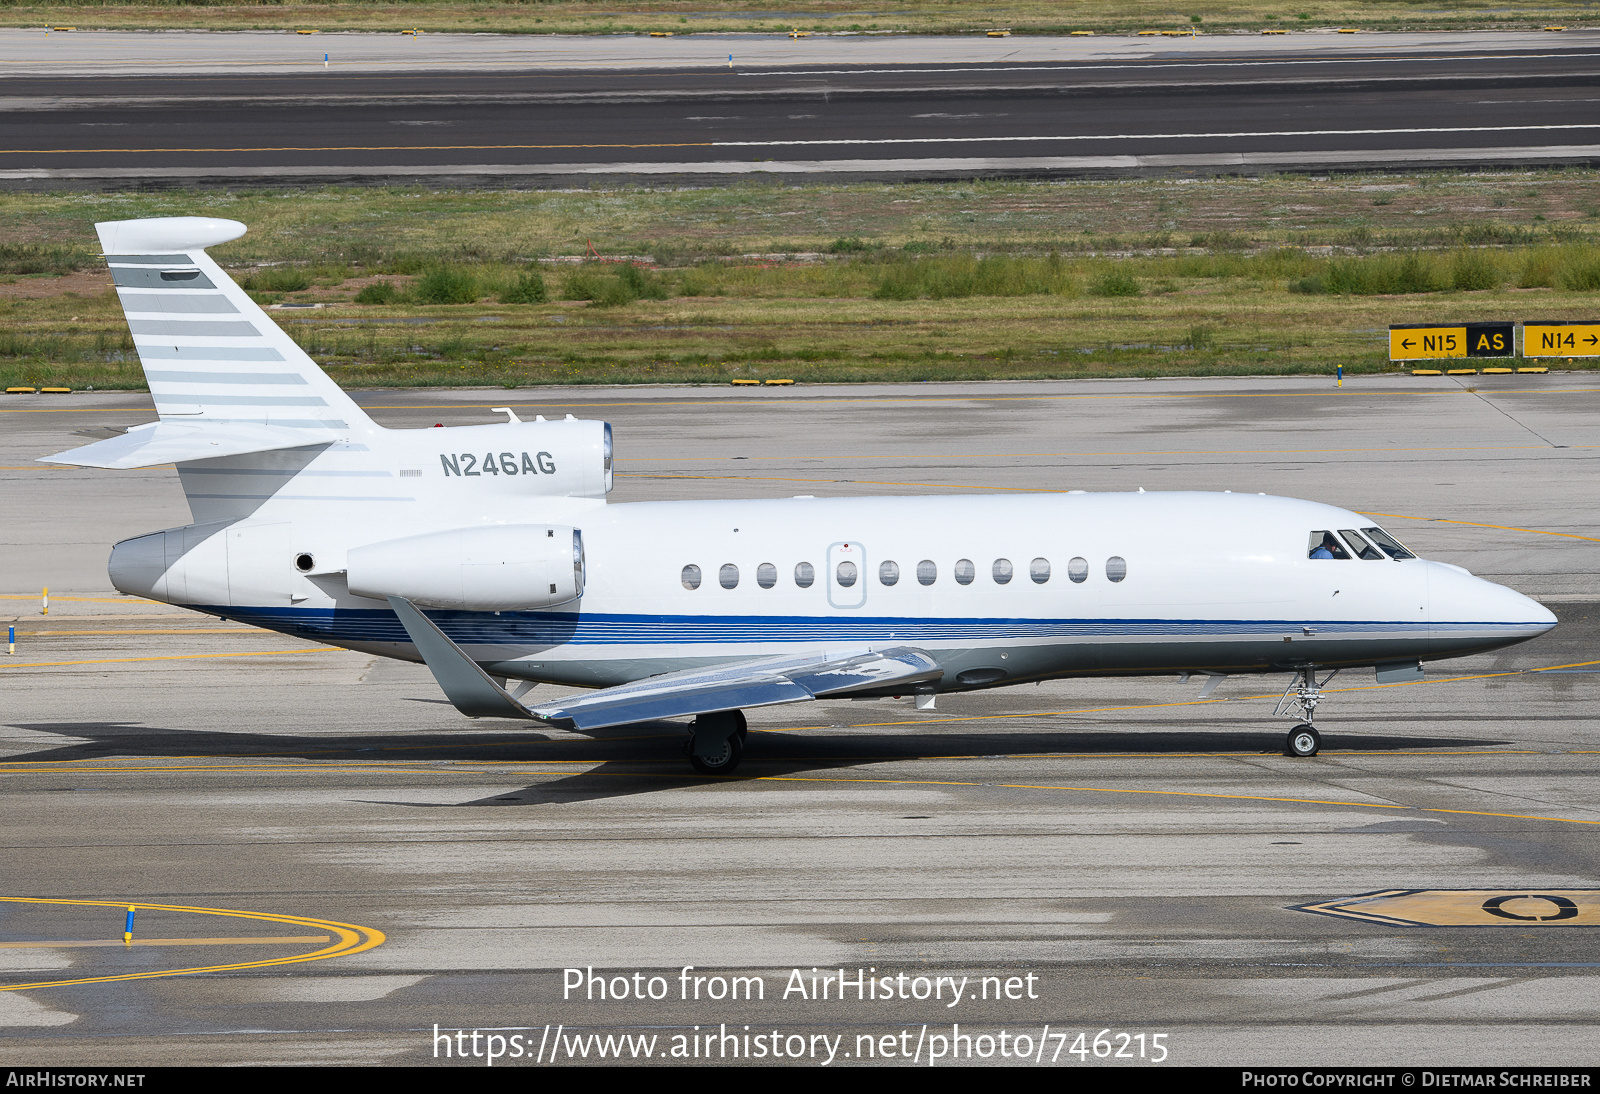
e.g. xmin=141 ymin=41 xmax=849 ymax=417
xmin=1308 ymin=531 xmax=1350 ymax=560
xmin=1339 ymin=529 xmax=1386 ymax=561
xmin=1361 ymin=526 xmax=1417 ymax=560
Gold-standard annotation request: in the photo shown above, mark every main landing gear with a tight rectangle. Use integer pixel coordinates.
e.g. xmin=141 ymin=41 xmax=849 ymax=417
xmin=686 ymin=709 xmax=748 ymax=776
xmin=1275 ymin=666 xmax=1338 ymax=757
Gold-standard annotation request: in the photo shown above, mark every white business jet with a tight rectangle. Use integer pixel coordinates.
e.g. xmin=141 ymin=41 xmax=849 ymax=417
xmin=45 ymin=217 xmax=1557 ymax=774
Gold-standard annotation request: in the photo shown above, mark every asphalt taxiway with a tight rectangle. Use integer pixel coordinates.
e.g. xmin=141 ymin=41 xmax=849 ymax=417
xmin=2 ymin=374 xmax=1599 ymax=1066
xmin=4 ymin=30 xmax=1600 ymax=184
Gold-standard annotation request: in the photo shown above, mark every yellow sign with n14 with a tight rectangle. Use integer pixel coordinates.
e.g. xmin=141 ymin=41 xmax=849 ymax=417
xmin=1524 ymin=321 xmax=1600 ymax=357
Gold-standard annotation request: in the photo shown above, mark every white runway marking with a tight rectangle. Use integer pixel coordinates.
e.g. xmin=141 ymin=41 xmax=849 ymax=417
xmin=711 ymin=123 xmax=1600 ymax=148
xmin=747 ymin=52 xmax=1600 ymax=76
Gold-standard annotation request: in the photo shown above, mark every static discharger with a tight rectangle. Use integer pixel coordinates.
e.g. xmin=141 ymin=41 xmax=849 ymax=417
xmin=1295 ymin=889 xmax=1600 ymax=927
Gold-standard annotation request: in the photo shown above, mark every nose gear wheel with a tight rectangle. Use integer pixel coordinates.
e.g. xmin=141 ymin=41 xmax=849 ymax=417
xmin=1275 ymin=667 xmax=1336 ymax=757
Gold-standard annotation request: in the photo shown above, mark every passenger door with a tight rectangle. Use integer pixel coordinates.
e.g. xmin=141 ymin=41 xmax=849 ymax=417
xmin=826 ymin=541 xmax=867 ymax=610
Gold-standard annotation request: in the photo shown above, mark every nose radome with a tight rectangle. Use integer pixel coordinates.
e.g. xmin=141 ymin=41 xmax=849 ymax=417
xmin=1426 ymin=560 xmax=1556 ymax=632
xmin=1473 ymin=575 xmax=1556 ymax=631
xmin=1519 ymin=589 xmax=1559 ymax=630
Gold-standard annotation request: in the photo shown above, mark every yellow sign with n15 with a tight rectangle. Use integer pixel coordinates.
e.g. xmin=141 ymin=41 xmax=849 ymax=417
xmin=1389 ymin=323 xmax=1513 ymax=360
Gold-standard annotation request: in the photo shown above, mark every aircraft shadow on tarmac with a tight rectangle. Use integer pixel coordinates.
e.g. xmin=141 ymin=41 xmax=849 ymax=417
xmin=6 ymin=720 xmax=1510 ymax=807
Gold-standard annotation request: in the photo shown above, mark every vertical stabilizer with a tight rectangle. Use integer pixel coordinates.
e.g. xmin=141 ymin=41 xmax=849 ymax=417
xmin=96 ymin=217 xmax=375 ymax=434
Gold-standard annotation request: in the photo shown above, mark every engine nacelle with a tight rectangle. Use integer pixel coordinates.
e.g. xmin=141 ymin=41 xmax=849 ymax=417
xmin=347 ymin=524 xmax=585 ymax=612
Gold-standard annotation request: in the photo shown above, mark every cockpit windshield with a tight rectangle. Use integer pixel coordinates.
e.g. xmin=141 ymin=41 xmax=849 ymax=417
xmin=1360 ymin=526 xmax=1417 ymax=560
xmin=1307 ymin=531 xmax=1350 ymax=559
xmin=1309 ymin=525 xmax=1416 ymax=560
xmin=1339 ymin=529 xmax=1386 ymax=560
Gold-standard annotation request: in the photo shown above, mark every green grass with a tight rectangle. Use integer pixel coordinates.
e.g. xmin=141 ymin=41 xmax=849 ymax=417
xmin=5 ymin=174 xmax=1595 ymax=267
xmin=1 ymin=0 xmax=1595 ymax=35
xmin=4 ymin=172 xmax=1600 ymax=390
xmin=0 ymin=242 xmax=96 ymax=276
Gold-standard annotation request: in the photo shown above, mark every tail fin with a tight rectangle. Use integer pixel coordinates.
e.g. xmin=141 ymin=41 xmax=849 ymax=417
xmin=82 ymin=217 xmax=376 ymax=444
xmin=44 ymin=217 xmax=378 ymax=470
xmin=98 ymin=217 xmax=374 ymax=432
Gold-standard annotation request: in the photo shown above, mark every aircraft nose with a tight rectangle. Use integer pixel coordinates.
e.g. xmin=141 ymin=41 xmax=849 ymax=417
xmin=1425 ymin=560 xmax=1556 ymax=646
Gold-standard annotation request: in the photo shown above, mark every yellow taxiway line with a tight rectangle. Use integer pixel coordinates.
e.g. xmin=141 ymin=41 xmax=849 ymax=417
xmin=0 ymin=647 xmax=338 ymax=669
xmin=0 ymin=897 xmax=383 ymax=992
xmin=0 ymin=935 xmax=330 ymax=949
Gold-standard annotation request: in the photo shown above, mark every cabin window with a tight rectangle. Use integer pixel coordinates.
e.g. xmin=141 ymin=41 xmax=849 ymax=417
xmin=1068 ymin=557 xmax=1088 ymax=583
xmin=836 ymin=560 xmax=858 ymax=588
xmin=795 ymin=561 xmax=815 ymax=588
xmin=681 ymin=564 xmax=702 ymax=590
xmin=1030 ymin=557 xmax=1050 ymax=584
xmin=757 ymin=562 xmax=777 ymax=588
xmin=1308 ymin=531 xmax=1350 ymax=560
xmin=719 ymin=563 xmax=740 ymax=589
xmin=1339 ymin=529 xmax=1385 ymax=561
xmin=1106 ymin=556 xmax=1127 ymax=582
xmin=917 ymin=560 xmax=937 ymax=586
xmin=879 ymin=560 xmax=900 ymax=586
xmin=992 ymin=558 xmax=1013 ymax=584
xmin=1361 ymin=526 xmax=1416 ymax=560
xmin=954 ymin=559 xmax=975 ymax=585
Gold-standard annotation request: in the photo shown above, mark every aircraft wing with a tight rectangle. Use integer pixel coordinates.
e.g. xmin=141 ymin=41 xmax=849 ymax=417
xmin=529 ymin=645 xmax=945 ymax=730
xmin=386 ymin=595 xmax=944 ymax=728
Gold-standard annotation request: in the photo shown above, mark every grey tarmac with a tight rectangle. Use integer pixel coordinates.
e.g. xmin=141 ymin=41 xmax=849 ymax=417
xmin=1 ymin=373 xmax=1599 ymax=1066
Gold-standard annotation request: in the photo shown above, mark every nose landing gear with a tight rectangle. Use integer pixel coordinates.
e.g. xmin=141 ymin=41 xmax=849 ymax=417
xmin=1276 ymin=667 xmax=1337 ymax=757
xmin=1286 ymin=723 xmax=1322 ymax=758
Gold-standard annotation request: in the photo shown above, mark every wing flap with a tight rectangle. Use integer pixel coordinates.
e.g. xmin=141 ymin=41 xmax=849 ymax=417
xmin=530 ymin=646 xmax=944 ymax=731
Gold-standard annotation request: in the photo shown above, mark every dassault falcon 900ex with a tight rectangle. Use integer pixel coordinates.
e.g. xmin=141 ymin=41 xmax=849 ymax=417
xmin=48 ymin=217 xmax=1558 ymax=774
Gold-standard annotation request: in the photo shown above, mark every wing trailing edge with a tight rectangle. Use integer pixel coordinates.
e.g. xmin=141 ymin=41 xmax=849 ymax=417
xmin=384 ymin=594 xmax=945 ymax=728
xmin=530 ymin=645 xmax=945 ymax=730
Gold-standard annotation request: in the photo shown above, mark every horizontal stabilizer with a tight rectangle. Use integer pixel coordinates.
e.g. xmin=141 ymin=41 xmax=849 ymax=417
xmin=39 ymin=419 xmax=342 ymax=469
xmin=531 ymin=646 xmax=945 ymax=731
